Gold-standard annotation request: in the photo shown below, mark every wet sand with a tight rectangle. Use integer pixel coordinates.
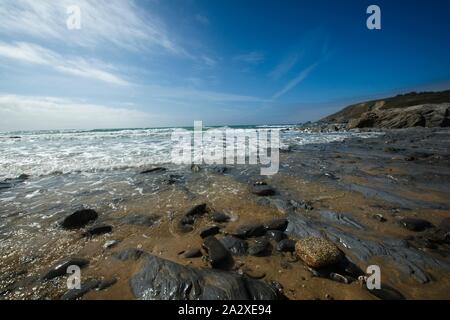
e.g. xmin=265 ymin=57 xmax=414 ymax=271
xmin=1 ymin=127 xmax=450 ymax=300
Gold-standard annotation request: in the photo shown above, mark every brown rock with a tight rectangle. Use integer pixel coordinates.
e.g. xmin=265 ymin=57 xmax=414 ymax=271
xmin=295 ymin=237 xmax=343 ymax=268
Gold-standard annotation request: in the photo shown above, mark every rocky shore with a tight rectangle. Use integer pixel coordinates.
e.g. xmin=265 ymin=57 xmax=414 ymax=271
xmin=1 ymin=126 xmax=450 ymax=300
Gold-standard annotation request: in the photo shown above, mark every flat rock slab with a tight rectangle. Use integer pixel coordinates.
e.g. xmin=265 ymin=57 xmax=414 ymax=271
xmin=112 ymin=248 xmax=145 ymax=261
xmin=130 ymin=254 xmax=280 ymax=300
xmin=61 ymin=209 xmax=98 ymax=229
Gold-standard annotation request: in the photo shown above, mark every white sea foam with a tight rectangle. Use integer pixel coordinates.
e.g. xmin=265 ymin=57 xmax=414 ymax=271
xmin=0 ymin=126 xmax=382 ymax=179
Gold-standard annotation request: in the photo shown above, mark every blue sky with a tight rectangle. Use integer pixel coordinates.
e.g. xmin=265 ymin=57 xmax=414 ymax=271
xmin=1 ymin=0 xmax=450 ymax=131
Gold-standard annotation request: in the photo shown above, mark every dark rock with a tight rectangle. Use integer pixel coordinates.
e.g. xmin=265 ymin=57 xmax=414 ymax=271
xmin=84 ymin=224 xmax=112 ymax=237
xmin=185 ymin=204 xmax=208 ymax=218
xmin=220 ymin=236 xmax=248 ymax=256
xmin=61 ymin=209 xmax=98 ymax=229
xmin=329 ymin=273 xmax=350 ymax=284
xmin=248 ymin=239 xmax=271 ymax=257
xmin=264 ymin=218 xmax=288 ymax=232
xmin=17 ymin=174 xmax=30 ymax=181
xmin=191 ymin=164 xmax=201 ymax=172
xmin=266 ymin=230 xmax=287 ymax=242
xmin=439 ymin=218 xmax=450 ymax=232
xmin=199 ymin=226 xmax=220 ymax=238
xmin=399 ymin=218 xmax=434 ymax=232
xmin=368 ymin=285 xmax=406 ymax=300
xmin=177 ymin=223 xmax=194 ymax=233
xmin=277 ymin=239 xmax=296 ymax=252
xmin=182 ymin=248 xmax=202 ymax=259
xmin=234 ymin=223 xmax=266 ymax=238
xmin=251 ymin=185 xmax=276 ymax=197
xmin=210 ymin=212 xmax=230 ymax=223
xmin=214 ymin=166 xmax=228 ymax=174
xmin=98 ymin=278 xmax=117 ymax=290
xmin=42 ymin=257 xmax=89 ymax=280
xmin=129 ymin=254 xmax=280 ymax=300
xmin=112 ymin=248 xmax=145 ymax=261
xmin=120 ymin=214 xmax=159 ymax=227
xmin=140 ymin=167 xmax=166 ymax=174
xmin=61 ymin=279 xmax=100 ymax=300
xmin=202 ymin=236 xmax=232 ymax=269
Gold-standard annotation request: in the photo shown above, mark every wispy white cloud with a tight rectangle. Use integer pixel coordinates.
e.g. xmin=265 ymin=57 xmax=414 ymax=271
xmin=143 ymin=85 xmax=269 ymax=104
xmin=272 ymin=62 xmax=319 ymax=99
xmin=0 ymin=94 xmax=153 ymax=131
xmin=233 ymin=51 xmax=265 ymax=65
xmin=269 ymin=53 xmax=300 ymax=80
xmin=0 ymin=41 xmax=129 ymax=85
xmin=0 ymin=0 xmax=187 ymax=56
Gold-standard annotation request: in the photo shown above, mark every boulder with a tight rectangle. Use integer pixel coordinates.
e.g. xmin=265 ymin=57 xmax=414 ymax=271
xmin=277 ymin=239 xmax=296 ymax=252
xmin=199 ymin=226 xmax=221 ymax=238
xmin=295 ymin=237 xmax=343 ymax=268
xmin=202 ymin=236 xmax=232 ymax=269
xmin=220 ymin=236 xmax=248 ymax=256
xmin=210 ymin=212 xmax=230 ymax=223
xmin=266 ymin=230 xmax=287 ymax=242
xmin=264 ymin=218 xmax=288 ymax=232
xmin=233 ymin=223 xmax=266 ymax=238
xmin=61 ymin=209 xmax=98 ymax=229
xmin=247 ymin=239 xmax=271 ymax=257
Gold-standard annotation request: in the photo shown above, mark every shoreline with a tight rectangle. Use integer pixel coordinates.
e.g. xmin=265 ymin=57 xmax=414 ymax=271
xmin=1 ymin=127 xmax=450 ymax=300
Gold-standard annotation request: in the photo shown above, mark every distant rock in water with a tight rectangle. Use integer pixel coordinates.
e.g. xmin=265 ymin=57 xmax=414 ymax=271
xmin=61 ymin=209 xmax=98 ymax=229
xmin=140 ymin=167 xmax=166 ymax=174
xmin=129 ymin=254 xmax=281 ymax=300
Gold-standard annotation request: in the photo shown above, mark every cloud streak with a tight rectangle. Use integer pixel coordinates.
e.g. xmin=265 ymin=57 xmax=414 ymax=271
xmin=233 ymin=51 xmax=265 ymax=65
xmin=0 ymin=41 xmax=129 ymax=85
xmin=272 ymin=62 xmax=319 ymax=99
xmin=0 ymin=0 xmax=186 ymax=56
